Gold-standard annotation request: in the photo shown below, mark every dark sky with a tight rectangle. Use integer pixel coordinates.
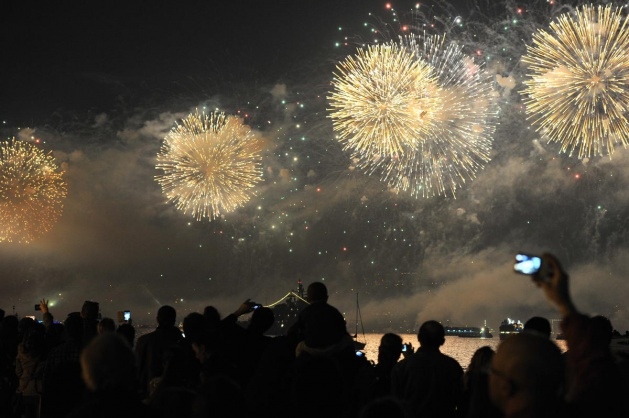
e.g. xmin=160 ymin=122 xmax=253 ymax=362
xmin=1 ymin=0 xmax=627 ymax=333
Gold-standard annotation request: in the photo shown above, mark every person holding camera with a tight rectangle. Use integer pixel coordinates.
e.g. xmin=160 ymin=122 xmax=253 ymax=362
xmin=529 ymin=253 xmax=626 ymax=417
xmin=391 ymin=320 xmax=463 ymax=418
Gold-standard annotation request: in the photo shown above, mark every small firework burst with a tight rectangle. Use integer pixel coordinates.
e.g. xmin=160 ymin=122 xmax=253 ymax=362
xmin=155 ymin=110 xmax=263 ymax=220
xmin=522 ymin=4 xmax=629 ymax=159
xmin=0 ymin=139 xmax=67 ymax=243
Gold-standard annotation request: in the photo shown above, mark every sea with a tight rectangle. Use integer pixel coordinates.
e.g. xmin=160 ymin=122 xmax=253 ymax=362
xmin=358 ymin=334 xmax=568 ymax=369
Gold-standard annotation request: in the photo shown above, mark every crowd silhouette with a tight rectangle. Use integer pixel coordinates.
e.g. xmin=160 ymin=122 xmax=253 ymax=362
xmin=1 ymin=253 xmax=628 ymax=418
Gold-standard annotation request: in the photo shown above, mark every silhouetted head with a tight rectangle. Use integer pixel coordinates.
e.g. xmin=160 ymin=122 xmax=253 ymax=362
xmin=202 ymin=306 xmax=221 ymax=329
xmin=467 ymin=346 xmax=494 ymax=375
xmin=157 ymin=305 xmax=177 ymax=327
xmin=23 ymin=322 xmax=46 ymax=356
xmin=1 ymin=315 xmax=18 ymax=337
xmin=18 ymin=317 xmax=36 ymax=339
xmin=64 ymin=314 xmax=84 ymax=341
xmin=98 ymin=317 xmax=116 ymax=334
xmin=418 ymin=320 xmax=445 ymax=348
xmin=378 ymin=333 xmax=403 ymax=364
xmin=248 ymin=307 xmax=275 ymax=335
xmin=81 ymin=333 xmax=138 ymax=393
xmin=360 ymin=396 xmax=405 ymax=418
xmin=183 ymin=312 xmax=210 ymax=342
xmin=81 ymin=301 xmax=99 ymax=320
xmin=523 ymin=316 xmax=551 ymax=339
xmin=306 ymin=282 xmax=328 ymax=303
xmin=489 ymin=332 xmax=564 ymax=413
xmin=116 ymin=323 xmax=135 ymax=348
xmin=590 ymin=315 xmax=613 ymax=347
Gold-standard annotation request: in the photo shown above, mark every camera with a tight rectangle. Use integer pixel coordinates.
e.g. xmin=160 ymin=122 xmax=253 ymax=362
xmin=34 ymin=304 xmax=41 ymax=311
xmin=116 ymin=310 xmax=131 ymax=323
xmin=513 ymin=253 xmax=542 ymax=275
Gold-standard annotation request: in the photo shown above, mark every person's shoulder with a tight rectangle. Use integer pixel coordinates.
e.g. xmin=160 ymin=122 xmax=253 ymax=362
xmin=441 ymin=352 xmax=463 ymax=371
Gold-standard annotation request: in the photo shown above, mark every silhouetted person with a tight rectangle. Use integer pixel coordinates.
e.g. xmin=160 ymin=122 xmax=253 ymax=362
xmin=202 ymin=306 xmax=221 ymax=330
xmin=135 ymin=305 xmax=183 ymax=399
xmin=489 ymin=333 xmax=565 ymax=418
xmin=289 ymin=283 xmax=360 ymax=418
xmin=97 ymin=318 xmax=115 ymax=334
xmin=523 ymin=316 xmax=552 ymax=339
xmin=66 ymin=333 xmax=152 ymax=418
xmin=532 ymin=253 xmax=627 ymax=417
xmin=41 ymin=314 xmax=86 ymax=418
xmin=293 ymin=282 xmax=351 ymax=352
xmin=80 ymin=301 xmax=100 ymax=348
xmin=116 ymin=323 xmax=135 ymax=348
xmin=360 ymin=396 xmax=405 ymax=418
xmin=461 ymin=346 xmax=500 ymax=418
xmin=372 ymin=333 xmax=403 ymax=398
xmin=391 ymin=320 xmax=463 ymax=418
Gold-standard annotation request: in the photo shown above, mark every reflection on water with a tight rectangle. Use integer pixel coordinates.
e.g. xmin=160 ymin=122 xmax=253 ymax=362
xmin=359 ymin=334 xmax=568 ymax=369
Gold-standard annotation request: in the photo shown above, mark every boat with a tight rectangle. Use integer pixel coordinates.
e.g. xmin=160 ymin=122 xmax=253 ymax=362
xmin=353 ymin=292 xmax=366 ymax=350
xmin=445 ymin=325 xmax=493 ymax=338
xmin=499 ymin=318 xmax=523 ymax=340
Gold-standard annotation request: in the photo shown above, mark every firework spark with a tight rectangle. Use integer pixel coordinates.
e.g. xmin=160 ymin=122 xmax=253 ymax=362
xmin=0 ymin=139 xmax=67 ymax=244
xmin=522 ymin=4 xmax=629 ymax=159
xmin=155 ymin=110 xmax=263 ymax=221
xmin=328 ymin=34 xmax=498 ymax=197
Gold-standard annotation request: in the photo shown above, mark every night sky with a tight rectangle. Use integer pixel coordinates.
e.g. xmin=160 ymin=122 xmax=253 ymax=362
xmin=1 ymin=0 xmax=628 ymax=333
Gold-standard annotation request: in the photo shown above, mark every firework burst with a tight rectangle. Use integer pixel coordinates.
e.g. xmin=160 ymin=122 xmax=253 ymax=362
xmin=328 ymin=34 xmax=498 ymax=197
xmin=522 ymin=4 xmax=629 ymax=159
xmin=0 ymin=139 xmax=67 ymax=244
xmin=155 ymin=110 xmax=263 ymax=221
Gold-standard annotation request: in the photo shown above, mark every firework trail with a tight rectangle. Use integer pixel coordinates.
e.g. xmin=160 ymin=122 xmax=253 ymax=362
xmin=522 ymin=4 xmax=629 ymax=159
xmin=155 ymin=110 xmax=263 ymax=221
xmin=0 ymin=139 xmax=67 ymax=244
xmin=328 ymin=33 xmax=498 ymax=197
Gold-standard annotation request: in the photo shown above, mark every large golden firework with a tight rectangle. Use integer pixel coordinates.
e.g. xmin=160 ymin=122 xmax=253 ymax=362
xmin=329 ymin=35 xmax=498 ymax=197
xmin=155 ymin=110 xmax=263 ymax=220
xmin=0 ymin=139 xmax=67 ymax=243
xmin=522 ymin=4 xmax=629 ymax=159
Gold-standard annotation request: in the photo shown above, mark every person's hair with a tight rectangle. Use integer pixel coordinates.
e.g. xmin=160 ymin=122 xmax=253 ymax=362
xmin=81 ymin=301 xmax=100 ymax=319
xmin=523 ymin=316 xmax=551 ymax=338
xmin=494 ymin=333 xmax=564 ymax=400
xmin=306 ymin=282 xmax=328 ymax=302
xmin=202 ymin=306 xmax=221 ymax=328
xmin=183 ymin=312 xmax=209 ymax=342
xmin=80 ymin=333 xmax=138 ymax=393
xmin=116 ymin=323 xmax=135 ymax=347
xmin=64 ymin=314 xmax=84 ymax=341
xmin=98 ymin=317 xmax=116 ymax=334
xmin=467 ymin=346 xmax=494 ymax=374
xmin=418 ymin=320 xmax=445 ymax=348
xmin=157 ymin=305 xmax=177 ymax=326
xmin=249 ymin=307 xmax=274 ymax=334
xmin=378 ymin=333 xmax=403 ymax=364
xmin=590 ymin=315 xmax=613 ymax=347
xmin=23 ymin=322 xmax=46 ymax=357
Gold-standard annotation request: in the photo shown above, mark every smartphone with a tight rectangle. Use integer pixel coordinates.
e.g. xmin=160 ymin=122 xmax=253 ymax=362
xmin=514 ymin=253 xmax=542 ymax=275
xmin=355 ymin=351 xmax=365 ymax=357
xmin=252 ymin=304 xmax=262 ymax=310
xmin=402 ymin=343 xmax=410 ymax=352
xmin=123 ymin=310 xmax=131 ymax=321
xmin=34 ymin=304 xmax=41 ymax=311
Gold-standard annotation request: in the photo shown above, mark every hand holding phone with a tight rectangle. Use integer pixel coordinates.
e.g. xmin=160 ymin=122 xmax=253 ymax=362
xmin=513 ymin=253 xmax=542 ymax=275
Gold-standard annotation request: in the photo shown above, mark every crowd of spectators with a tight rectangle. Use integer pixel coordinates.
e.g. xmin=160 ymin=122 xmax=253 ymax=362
xmin=0 ymin=253 xmax=627 ymax=418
